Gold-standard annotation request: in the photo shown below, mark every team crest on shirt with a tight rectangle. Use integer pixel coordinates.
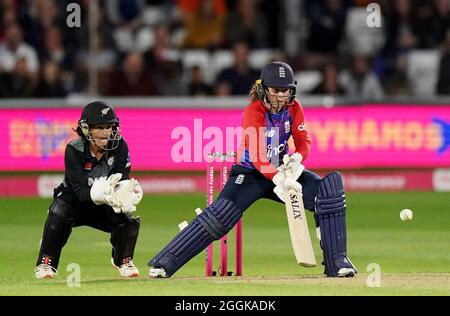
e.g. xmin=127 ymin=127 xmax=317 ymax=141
xmin=284 ymin=121 xmax=290 ymax=133
xmin=235 ymin=174 xmax=245 ymax=185
xmin=84 ymin=162 xmax=92 ymax=170
xmin=107 ymin=157 xmax=115 ymax=166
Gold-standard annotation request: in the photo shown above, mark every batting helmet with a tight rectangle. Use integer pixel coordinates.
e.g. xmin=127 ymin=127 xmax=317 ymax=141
xmin=256 ymin=61 xmax=297 ymax=105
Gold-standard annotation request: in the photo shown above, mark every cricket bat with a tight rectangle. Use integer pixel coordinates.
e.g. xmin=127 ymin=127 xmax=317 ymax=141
xmin=283 ymin=156 xmax=316 ymax=267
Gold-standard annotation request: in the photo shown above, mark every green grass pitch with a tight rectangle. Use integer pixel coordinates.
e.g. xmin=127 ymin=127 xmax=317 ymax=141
xmin=0 ymin=192 xmax=449 ymax=296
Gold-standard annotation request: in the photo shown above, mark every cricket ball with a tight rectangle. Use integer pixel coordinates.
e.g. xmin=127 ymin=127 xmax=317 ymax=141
xmin=400 ymin=209 xmax=413 ymax=221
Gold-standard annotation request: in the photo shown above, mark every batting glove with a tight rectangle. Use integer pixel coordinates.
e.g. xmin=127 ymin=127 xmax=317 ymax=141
xmin=272 ymin=170 xmax=302 ymax=203
xmin=280 ymin=153 xmax=304 ymax=180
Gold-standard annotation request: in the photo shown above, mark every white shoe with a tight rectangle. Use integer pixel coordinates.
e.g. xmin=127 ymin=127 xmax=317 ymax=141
xmin=111 ymin=258 xmax=139 ymax=278
xmin=149 ymin=267 xmax=167 ymax=278
xmin=35 ymin=264 xmax=58 ymax=279
xmin=337 ymin=267 xmax=356 ymax=277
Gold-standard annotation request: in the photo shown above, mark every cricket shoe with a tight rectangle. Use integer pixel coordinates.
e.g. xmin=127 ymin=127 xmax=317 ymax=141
xmin=337 ymin=267 xmax=356 ymax=277
xmin=322 ymin=256 xmax=357 ymax=277
xmin=111 ymin=257 xmax=139 ymax=278
xmin=148 ymin=267 xmax=167 ymax=278
xmin=35 ymin=264 xmax=58 ymax=279
xmin=336 ymin=256 xmax=357 ymax=277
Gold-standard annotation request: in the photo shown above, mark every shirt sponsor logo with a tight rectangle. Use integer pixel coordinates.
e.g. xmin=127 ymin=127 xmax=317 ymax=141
xmin=265 ymin=129 xmax=276 ymax=138
xmin=267 ymin=140 xmax=287 ymax=158
xmin=298 ymin=122 xmax=307 ymax=132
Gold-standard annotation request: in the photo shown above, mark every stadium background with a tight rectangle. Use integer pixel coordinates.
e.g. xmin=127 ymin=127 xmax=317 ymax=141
xmin=0 ymin=0 xmax=449 ymax=296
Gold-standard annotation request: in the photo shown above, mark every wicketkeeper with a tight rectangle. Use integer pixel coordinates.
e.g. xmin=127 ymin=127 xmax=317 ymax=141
xmin=35 ymin=101 xmax=143 ymax=279
xmin=148 ymin=62 xmax=357 ymax=278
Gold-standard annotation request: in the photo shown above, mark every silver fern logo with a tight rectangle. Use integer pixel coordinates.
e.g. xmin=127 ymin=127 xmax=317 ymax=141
xmin=101 ymin=108 xmax=111 ymax=116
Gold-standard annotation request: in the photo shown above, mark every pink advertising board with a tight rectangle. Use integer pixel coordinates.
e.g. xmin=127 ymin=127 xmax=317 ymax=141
xmin=0 ymin=170 xmax=440 ymax=197
xmin=0 ymin=105 xmax=449 ymax=171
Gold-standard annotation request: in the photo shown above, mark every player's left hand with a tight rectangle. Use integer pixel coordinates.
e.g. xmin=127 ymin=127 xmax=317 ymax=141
xmin=113 ymin=178 xmax=143 ymax=214
xmin=280 ymin=153 xmax=304 ymax=180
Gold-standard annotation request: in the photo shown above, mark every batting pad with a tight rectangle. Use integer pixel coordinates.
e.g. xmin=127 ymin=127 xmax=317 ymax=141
xmin=148 ymin=198 xmax=242 ymax=277
xmin=316 ymin=172 xmax=352 ymax=277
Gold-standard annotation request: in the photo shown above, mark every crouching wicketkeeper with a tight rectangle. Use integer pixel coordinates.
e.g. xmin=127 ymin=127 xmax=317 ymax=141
xmin=35 ymin=101 xmax=143 ymax=279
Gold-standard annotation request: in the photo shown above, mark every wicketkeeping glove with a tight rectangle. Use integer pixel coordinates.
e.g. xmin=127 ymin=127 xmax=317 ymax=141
xmin=90 ymin=173 xmax=123 ymax=212
xmin=112 ymin=178 xmax=143 ymax=214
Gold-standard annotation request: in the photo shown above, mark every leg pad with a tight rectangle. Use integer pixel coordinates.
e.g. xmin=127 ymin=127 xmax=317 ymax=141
xmin=148 ymin=198 xmax=242 ymax=277
xmin=36 ymin=199 xmax=74 ymax=269
xmin=316 ymin=172 xmax=356 ymax=277
xmin=111 ymin=217 xmax=140 ymax=266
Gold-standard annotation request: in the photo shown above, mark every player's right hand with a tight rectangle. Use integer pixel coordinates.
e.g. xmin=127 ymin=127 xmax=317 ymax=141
xmin=90 ymin=173 xmax=122 ymax=212
xmin=283 ymin=178 xmax=302 ymax=193
xmin=272 ymin=171 xmax=302 ymax=202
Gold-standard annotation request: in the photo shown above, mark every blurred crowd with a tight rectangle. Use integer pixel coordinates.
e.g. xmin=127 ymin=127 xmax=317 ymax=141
xmin=0 ymin=0 xmax=450 ymax=99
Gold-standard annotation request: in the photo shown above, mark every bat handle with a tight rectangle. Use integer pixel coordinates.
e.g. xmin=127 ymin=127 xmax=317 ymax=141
xmin=283 ymin=154 xmax=290 ymax=166
xmin=283 ymin=155 xmax=293 ymax=179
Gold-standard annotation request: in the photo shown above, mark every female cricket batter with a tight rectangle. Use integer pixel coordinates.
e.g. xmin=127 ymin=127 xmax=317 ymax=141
xmin=149 ymin=62 xmax=357 ymax=278
xmin=35 ymin=101 xmax=143 ymax=279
